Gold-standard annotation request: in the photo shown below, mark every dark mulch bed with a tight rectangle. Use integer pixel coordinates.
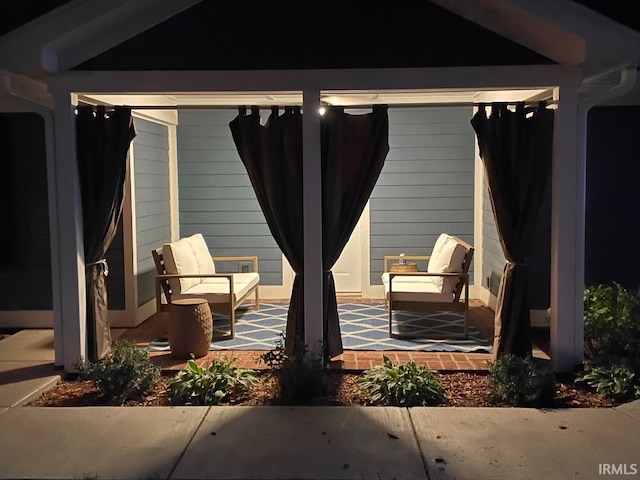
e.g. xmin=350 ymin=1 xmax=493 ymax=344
xmin=27 ymin=371 xmax=616 ymax=408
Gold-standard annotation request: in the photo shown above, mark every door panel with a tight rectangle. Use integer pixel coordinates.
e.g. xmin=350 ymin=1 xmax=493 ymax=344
xmin=332 ymin=213 xmax=364 ymax=293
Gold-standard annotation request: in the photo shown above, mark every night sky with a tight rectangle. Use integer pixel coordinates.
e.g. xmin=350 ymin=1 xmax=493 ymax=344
xmin=1 ymin=0 xmax=639 ymax=40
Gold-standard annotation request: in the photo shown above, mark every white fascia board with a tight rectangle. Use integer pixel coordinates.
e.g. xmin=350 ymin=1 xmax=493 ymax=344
xmin=0 ymin=0 xmax=127 ymax=71
xmin=48 ymin=65 xmax=582 ymax=95
xmin=431 ymin=0 xmax=585 ymax=65
xmin=432 ymin=0 xmax=640 ymax=67
xmin=510 ymin=0 xmax=640 ymax=65
xmin=42 ymin=0 xmax=203 ymax=72
xmin=0 ymin=0 xmax=202 ymax=73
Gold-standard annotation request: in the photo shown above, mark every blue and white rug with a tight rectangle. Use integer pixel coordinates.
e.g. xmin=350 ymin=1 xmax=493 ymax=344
xmin=150 ymin=303 xmax=492 ymax=353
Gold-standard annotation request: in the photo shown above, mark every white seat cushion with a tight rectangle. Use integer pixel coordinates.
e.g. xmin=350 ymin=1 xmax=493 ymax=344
xmin=176 ymin=277 xmax=257 ymax=304
xmin=202 ymin=272 xmax=259 ymax=288
xmin=381 ymin=273 xmax=452 ymax=303
xmin=427 ymin=234 xmax=466 ymax=294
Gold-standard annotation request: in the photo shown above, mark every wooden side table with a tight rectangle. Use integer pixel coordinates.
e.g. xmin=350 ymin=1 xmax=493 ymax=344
xmin=390 ymin=262 xmax=418 ymax=273
xmin=169 ymin=298 xmax=213 ymax=359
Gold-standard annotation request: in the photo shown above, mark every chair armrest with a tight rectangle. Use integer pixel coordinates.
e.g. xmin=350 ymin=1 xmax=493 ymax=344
xmin=383 ymin=255 xmax=430 ymax=272
xmin=388 ymin=272 xmax=468 ymax=279
xmin=212 ymin=256 xmax=259 ymax=272
xmin=157 ymin=273 xmax=233 ymax=282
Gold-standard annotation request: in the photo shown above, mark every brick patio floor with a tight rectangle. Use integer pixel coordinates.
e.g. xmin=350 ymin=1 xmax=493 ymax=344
xmin=138 ymin=298 xmax=505 ymax=372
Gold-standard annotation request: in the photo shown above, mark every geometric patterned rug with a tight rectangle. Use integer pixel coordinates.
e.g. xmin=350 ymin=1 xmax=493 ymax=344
xmin=149 ymin=303 xmax=492 ymax=353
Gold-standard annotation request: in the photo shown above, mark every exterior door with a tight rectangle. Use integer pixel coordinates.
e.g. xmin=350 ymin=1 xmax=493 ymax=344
xmin=332 ymin=211 xmax=364 ymax=293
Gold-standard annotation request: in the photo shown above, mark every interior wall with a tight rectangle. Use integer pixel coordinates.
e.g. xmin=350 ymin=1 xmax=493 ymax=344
xmin=132 ymin=117 xmax=171 ymax=307
xmin=176 ymin=109 xmax=282 ymax=285
xmin=369 ymin=106 xmax=476 ymax=285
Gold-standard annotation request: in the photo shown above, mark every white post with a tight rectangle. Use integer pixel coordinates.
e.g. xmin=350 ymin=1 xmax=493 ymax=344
xmin=52 ymin=92 xmax=88 ymax=371
xmin=550 ymin=87 xmax=583 ymax=371
xmin=302 ymin=90 xmax=323 ymax=355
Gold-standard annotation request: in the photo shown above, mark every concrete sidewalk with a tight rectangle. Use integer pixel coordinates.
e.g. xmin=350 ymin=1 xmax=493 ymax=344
xmin=1 ymin=331 xmax=639 ymax=480
xmin=0 ymin=402 xmax=638 ymax=480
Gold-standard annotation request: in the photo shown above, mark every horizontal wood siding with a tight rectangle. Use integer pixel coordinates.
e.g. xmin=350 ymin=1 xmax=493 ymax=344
xmin=482 ymin=182 xmax=506 ymax=295
xmin=370 ymin=107 xmax=475 ymax=284
xmin=482 ymin=173 xmax=551 ymax=308
xmin=177 ymin=110 xmax=281 ymax=285
xmin=133 ymin=118 xmax=171 ymax=306
xmin=0 ymin=113 xmax=52 ymax=310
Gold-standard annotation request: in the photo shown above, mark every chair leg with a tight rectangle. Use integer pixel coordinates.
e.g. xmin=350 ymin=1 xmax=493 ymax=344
xmin=388 ymin=297 xmax=394 ymax=338
xmin=230 ymin=297 xmax=236 ymax=339
xmin=255 ymin=286 xmax=260 ymax=310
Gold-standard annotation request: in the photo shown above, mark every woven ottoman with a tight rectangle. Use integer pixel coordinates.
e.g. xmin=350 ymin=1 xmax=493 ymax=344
xmin=168 ymin=298 xmax=213 ymax=359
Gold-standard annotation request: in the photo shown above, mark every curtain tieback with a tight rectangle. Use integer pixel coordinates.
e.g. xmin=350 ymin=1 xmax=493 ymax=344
xmin=86 ymin=259 xmax=109 ymax=277
xmin=507 ymin=261 xmax=527 ymax=267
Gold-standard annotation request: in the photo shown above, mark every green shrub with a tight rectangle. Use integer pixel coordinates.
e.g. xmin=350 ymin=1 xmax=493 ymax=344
xmin=584 ymin=283 xmax=640 ymax=359
xmin=578 ymin=359 xmax=640 ymax=402
xmin=357 ymin=355 xmax=446 ymax=406
xmin=167 ymin=356 xmax=257 ymax=406
xmin=75 ymin=340 xmax=160 ymax=404
xmin=581 ymin=284 xmax=640 ymax=402
xmin=488 ymin=355 xmax=555 ymax=407
xmin=259 ymin=333 xmax=325 ymax=404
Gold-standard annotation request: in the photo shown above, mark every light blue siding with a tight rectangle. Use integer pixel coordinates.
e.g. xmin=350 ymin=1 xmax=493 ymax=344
xmin=482 ymin=173 xmax=551 ymax=308
xmin=133 ymin=118 xmax=171 ymax=306
xmin=482 ymin=181 xmax=506 ymax=295
xmin=370 ymin=107 xmax=476 ymax=284
xmin=177 ymin=109 xmax=282 ymax=286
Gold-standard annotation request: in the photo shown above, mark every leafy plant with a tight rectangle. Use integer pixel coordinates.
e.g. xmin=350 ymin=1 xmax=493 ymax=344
xmin=75 ymin=340 xmax=160 ymax=404
xmin=581 ymin=284 xmax=640 ymax=402
xmin=583 ymin=283 xmax=640 ymax=359
xmin=258 ymin=333 xmax=325 ymax=404
xmin=577 ymin=359 xmax=640 ymax=402
xmin=488 ymin=355 xmax=555 ymax=407
xmin=357 ymin=355 xmax=446 ymax=406
xmin=167 ymin=356 xmax=257 ymax=406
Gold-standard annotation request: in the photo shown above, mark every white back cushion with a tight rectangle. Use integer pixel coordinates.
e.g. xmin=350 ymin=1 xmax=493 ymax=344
xmin=163 ymin=238 xmax=199 ymax=294
xmin=186 ymin=233 xmax=216 ymax=275
xmin=427 ymin=234 xmax=467 ymax=294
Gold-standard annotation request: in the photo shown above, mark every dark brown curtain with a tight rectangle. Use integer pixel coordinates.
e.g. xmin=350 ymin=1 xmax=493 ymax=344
xmin=321 ymin=106 xmax=389 ymax=358
xmin=76 ymin=106 xmax=136 ymax=362
xmin=229 ymin=106 xmax=305 ymax=351
xmin=471 ymin=102 xmax=554 ymax=357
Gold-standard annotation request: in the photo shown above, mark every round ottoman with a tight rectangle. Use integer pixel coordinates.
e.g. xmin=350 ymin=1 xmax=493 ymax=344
xmin=168 ymin=298 xmax=213 ymax=359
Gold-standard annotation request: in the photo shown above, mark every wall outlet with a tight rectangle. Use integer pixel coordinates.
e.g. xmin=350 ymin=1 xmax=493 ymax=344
xmin=238 ymin=262 xmax=251 ymax=273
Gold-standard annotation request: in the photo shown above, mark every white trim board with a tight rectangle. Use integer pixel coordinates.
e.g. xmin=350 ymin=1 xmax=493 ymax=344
xmin=48 ymin=66 xmax=582 ymax=94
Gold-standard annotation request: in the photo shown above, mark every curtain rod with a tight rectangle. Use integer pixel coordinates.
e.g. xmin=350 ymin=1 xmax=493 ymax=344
xmin=79 ymin=100 xmax=557 ymax=110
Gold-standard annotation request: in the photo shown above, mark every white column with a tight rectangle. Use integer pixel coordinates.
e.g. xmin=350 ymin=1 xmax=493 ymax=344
xmin=472 ymin=106 xmax=485 ymax=297
xmin=302 ymin=90 xmax=323 ymax=355
xmin=52 ymin=92 xmax=88 ymax=371
xmin=550 ymin=87 xmax=583 ymax=371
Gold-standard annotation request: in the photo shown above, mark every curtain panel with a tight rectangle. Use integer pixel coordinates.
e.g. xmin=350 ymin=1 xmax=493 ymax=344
xmin=321 ymin=105 xmax=389 ymax=358
xmin=76 ymin=106 xmax=136 ymax=362
xmin=471 ymin=102 xmax=554 ymax=357
xmin=229 ymin=106 xmax=306 ymax=352
xmin=231 ymin=105 xmax=389 ymax=359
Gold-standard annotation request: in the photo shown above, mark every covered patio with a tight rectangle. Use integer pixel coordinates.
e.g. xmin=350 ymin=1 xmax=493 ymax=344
xmin=2 ymin=0 xmax=640 ymax=373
